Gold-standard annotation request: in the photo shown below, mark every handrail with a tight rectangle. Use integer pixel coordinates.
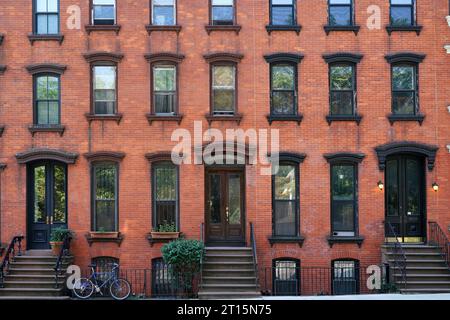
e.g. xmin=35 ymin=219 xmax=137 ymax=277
xmin=0 ymin=235 xmax=24 ymax=288
xmin=199 ymin=223 xmax=204 ymax=287
xmin=54 ymin=234 xmax=72 ymax=288
xmin=250 ymin=222 xmax=259 ymax=287
xmin=428 ymin=221 xmax=450 ymax=269
xmin=385 ymin=221 xmax=407 ymax=291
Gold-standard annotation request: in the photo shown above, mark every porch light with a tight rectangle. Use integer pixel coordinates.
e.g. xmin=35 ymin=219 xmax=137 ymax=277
xmin=377 ymin=181 xmax=384 ymax=190
xmin=432 ymin=183 xmax=439 ymax=192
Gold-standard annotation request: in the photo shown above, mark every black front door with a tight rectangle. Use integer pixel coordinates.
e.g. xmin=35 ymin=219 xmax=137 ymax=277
xmin=385 ymin=155 xmax=426 ymax=242
xmin=205 ymin=168 xmax=245 ymax=246
xmin=27 ymin=161 xmax=68 ymax=249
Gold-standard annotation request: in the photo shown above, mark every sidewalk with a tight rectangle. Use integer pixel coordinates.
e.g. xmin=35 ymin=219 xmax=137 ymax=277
xmin=260 ymin=294 xmax=450 ymax=300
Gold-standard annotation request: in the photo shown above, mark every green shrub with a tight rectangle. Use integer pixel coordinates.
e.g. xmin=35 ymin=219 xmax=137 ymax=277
xmin=50 ymin=228 xmax=74 ymax=242
xmin=155 ymin=221 xmax=177 ymax=233
xmin=161 ymin=239 xmax=204 ymax=273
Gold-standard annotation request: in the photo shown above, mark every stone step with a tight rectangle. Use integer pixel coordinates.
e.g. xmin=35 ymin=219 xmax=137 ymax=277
xmin=13 ymin=256 xmax=58 ymax=263
xmin=400 ymin=288 xmax=450 ymax=294
xmin=2 ymin=281 xmax=65 ymax=289
xmin=202 ymin=276 xmax=257 ymax=285
xmin=10 ymin=262 xmax=61 ymax=269
xmin=391 ymin=266 xmax=450 ymax=275
xmin=203 ymin=269 xmax=255 ymax=277
xmin=0 ymin=296 xmax=70 ymax=300
xmin=198 ymin=291 xmax=261 ymax=299
xmin=203 ymin=262 xmax=254 ymax=270
xmin=200 ymin=284 xmax=259 ymax=293
xmin=24 ymin=250 xmax=54 ymax=257
xmin=204 ymin=255 xmax=254 ymax=263
xmin=386 ymin=252 xmax=444 ymax=260
xmin=395 ymin=281 xmax=450 ymax=289
xmin=387 ymin=259 xmax=447 ymax=268
xmin=0 ymin=288 xmax=63 ymax=297
xmin=394 ymin=273 xmax=450 ymax=282
xmin=205 ymin=247 xmax=253 ymax=256
xmin=8 ymin=268 xmax=58 ymax=276
xmin=4 ymin=274 xmax=60 ymax=282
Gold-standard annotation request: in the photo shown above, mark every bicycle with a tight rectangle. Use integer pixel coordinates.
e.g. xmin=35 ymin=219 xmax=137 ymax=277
xmin=73 ymin=262 xmax=131 ymax=300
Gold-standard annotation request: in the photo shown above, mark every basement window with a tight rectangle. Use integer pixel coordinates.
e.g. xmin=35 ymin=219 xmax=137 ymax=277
xmin=272 ymin=259 xmax=300 ymax=296
xmin=332 ymin=259 xmax=360 ymax=295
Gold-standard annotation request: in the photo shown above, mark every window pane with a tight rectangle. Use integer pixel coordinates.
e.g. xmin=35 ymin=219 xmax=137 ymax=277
xmin=333 ymin=260 xmax=357 ymax=295
xmin=47 ymin=0 xmax=58 ymax=12
xmin=392 ymin=66 xmax=414 ymax=90
xmin=95 ymin=101 xmax=115 ymax=114
xmin=330 ymin=0 xmax=351 ymax=3
xmin=53 ymin=164 xmax=66 ymax=223
xmin=48 ymin=101 xmax=59 ymax=124
xmin=209 ymin=174 xmax=221 ymax=224
xmin=47 ymin=14 xmax=58 ymax=34
xmin=391 ymin=7 xmax=413 ymax=26
xmin=155 ymin=94 xmax=175 ymax=114
xmin=153 ymin=6 xmax=175 ymax=25
xmin=274 ymin=260 xmax=299 ymax=296
xmin=273 ymin=0 xmax=293 ymax=4
xmin=386 ymin=159 xmax=398 ymax=216
xmin=331 ymin=91 xmax=353 ymax=115
xmin=94 ymin=66 xmax=116 ymax=89
xmin=153 ymin=0 xmax=174 ymax=4
xmin=406 ymin=159 xmax=420 ymax=216
xmin=228 ymin=175 xmax=241 ymax=225
xmin=154 ymin=67 xmax=175 ymax=91
xmin=275 ymin=165 xmax=296 ymax=200
xmin=37 ymin=101 xmax=49 ymax=124
xmin=329 ymin=7 xmax=351 ymax=26
xmin=95 ymin=89 xmax=115 ymax=101
xmin=332 ymin=202 xmax=354 ymax=231
xmin=213 ymin=66 xmax=234 ymax=87
xmin=36 ymin=0 xmax=47 ymax=12
xmin=94 ymin=0 xmax=116 ymax=4
xmin=37 ymin=76 xmax=48 ymax=99
xmin=212 ymin=0 xmax=233 ymax=4
xmin=271 ymin=7 xmax=294 ymax=25
xmin=330 ymin=66 xmax=353 ymax=90
xmin=47 ymin=76 xmax=59 ymax=99
xmin=94 ymin=5 xmax=115 ymax=25
xmin=332 ymin=165 xmax=354 ymax=201
xmin=213 ymin=90 xmax=234 ymax=112
xmin=274 ymin=201 xmax=296 ymax=236
xmin=34 ymin=166 xmax=46 ymax=223
xmin=155 ymin=165 xmax=176 ymax=201
xmin=37 ymin=15 xmax=48 ymax=34
xmin=272 ymin=91 xmax=295 ymax=115
xmin=212 ymin=7 xmax=234 ymax=25
xmin=272 ymin=65 xmax=294 ymax=90
xmin=393 ymin=91 xmax=414 ymax=114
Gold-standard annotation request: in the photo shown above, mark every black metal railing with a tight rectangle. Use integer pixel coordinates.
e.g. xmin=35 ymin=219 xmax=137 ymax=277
xmin=428 ymin=221 xmax=450 ymax=269
xmin=385 ymin=221 xmax=407 ymax=290
xmin=54 ymin=234 xmax=72 ymax=288
xmin=0 ymin=235 xmax=24 ymax=288
xmin=261 ymin=265 xmax=388 ymax=296
xmin=250 ymin=222 xmax=259 ymax=287
xmin=199 ymin=222 xmax=205 ymax=286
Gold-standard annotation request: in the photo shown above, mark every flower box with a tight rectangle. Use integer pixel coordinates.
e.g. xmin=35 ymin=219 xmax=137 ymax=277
xmin=150 ymin=232 xmax=180 ymax=240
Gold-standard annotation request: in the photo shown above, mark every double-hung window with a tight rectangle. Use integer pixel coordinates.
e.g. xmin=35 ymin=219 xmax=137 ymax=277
xmin=153 ymin=65 xmax=176 ymax=114
xmin=390 ymin=0 xmax=415 ymax=26
xmin=152 ymin=0 xmax=176 ymax=26
xmin=92 ymin=163 xmax=118 ymax=232
xmin=153 ymin=162 xmax=179 ymax=231
xmin=270 ymin=0 xmax=296 ymax=26
xmin=270 ymin=64 xmax=296 ymax=115
xmin=329 ymin=64 xmax=355 ymax=115
xmin=34 ymin=0 xmax=59 ymax=35
xmin=212 ymin=65 xmax=236 ymax=115
xmin=92 ymin=0 xmax=116 ymax=25
xmin=93 ymin=65 xmax=117 ymax=115
xmin=391 ymin=64 xmax=417 ymax=115
xmin=211 ymin=0 xmax=234 ymax=25
xmin=328 ymin=0 xmax=353 ymax=26
xmin=34 ymin=74 xmax=60 ymax=125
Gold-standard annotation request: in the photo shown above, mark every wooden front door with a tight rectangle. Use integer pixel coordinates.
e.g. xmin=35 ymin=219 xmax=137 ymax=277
xmin=27 ymin=161 xmax=68 ymax=249
xmin=205 ymin=168 xmax=245 ymax=246
xmin=385 ymin=155 xmax=426 ymax=242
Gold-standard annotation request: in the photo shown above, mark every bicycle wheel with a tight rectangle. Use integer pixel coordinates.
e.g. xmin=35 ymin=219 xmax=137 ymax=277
xmin=73 ymin=278 xmax=95 ymax=299
xmin=110 ymin=278 xmax=131 ymax=300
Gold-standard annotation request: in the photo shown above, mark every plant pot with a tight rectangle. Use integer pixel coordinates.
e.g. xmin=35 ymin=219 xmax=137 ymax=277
xmin=89 ymin=232 xmax=119 ymax=239
xmin=150 ymin=232 xmax=180 ymax=239
xmin=50 ymin=241 xmax=64 ymax=256
xmin=446 ymin=16 xmax=450 ymax=27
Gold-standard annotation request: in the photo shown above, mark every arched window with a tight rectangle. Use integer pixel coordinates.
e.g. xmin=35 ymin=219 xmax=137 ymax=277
xmin=272 ymin=258 xmax=300 ymax=296
xmin=331 ymin=259 xmax=360 ymax=295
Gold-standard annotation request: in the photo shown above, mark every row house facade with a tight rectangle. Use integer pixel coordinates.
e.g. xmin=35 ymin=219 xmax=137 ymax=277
xmin=0 ymin=0 xmax=449 ymax=297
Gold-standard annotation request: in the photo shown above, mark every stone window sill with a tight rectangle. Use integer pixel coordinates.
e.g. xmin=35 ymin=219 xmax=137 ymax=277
xmin=147 ymin=232 xmax=183 ymax=247
xmin=267 ymin=114 xmax=303 ymax=125
xmin=28 ymin=125 xmax=65 ymax=136
xmin=387 ymin=114 xmax=425 ymax=125
xmin=145 ymin=25 xmax=182 ymax=35
xmin=85 ymin=113 xmax=123 ymax=124
xmin=205 ymin=25 xmax=241 ymax=35
xmin=327 ymin=236 xmax=364 ymax=248
xmin=386 ymin=25 xmax=423 ymax=35
xmin=324 ymin=25 xmax=360 ymax=35
xmin=266 ymin=25 xmax=302 ymax=35
xmin=268 ymin=236 xmax=305 ymax=247
xmin=146 ymin=114 xmax=184 ymax=125
xmin=28 ymin=34 xmax=64 ymax=45
xmin=205 ymin=113 xmax=243 ymax=125
xmin=85 ymin=25 xmax=121 ymax=35
xmin=326 ymin=114 xmax=362 ymax=125
xmin=85 ymin=232 xmax=124 ymax=247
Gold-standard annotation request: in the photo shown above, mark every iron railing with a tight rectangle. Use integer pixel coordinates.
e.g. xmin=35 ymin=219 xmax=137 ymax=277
xmin=261 ymin=265 xmax=389 ymax=296
xmin=54 ymin=234 xmax=72 ymax=288
xmin=385 ymin=221 xmax=407 ymax=290
xmin=199 ymin=222 xmax=205 ymax=287
xmin=250 ymin=222 xmax=259 ymax=287
xmin=428 ymin=221 xmax=450 ymax=269
xmin=0 ymin=235 xmax=24 ymax=288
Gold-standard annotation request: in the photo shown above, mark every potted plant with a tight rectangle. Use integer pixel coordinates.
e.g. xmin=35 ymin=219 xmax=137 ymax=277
xmin=446 ymin=15 xmax=450 ymax=27
xmin=90 ymin=227 xmax=119 ymax=239
xmin=150 ymin=221 xmax=180 ymax=239
xmin=50 ymin=228 xmax=74 ymax=255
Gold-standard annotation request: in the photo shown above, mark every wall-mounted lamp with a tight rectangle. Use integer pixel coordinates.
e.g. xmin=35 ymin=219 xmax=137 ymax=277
xmin=432 ymin=182 xmax=439 ymax=192
xmin=378 ymin=181 xmax=384 ymax=190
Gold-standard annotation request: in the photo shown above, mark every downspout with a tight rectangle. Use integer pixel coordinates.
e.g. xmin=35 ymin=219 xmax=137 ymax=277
xmin=0 ymin=164 xmax=6 ymax=254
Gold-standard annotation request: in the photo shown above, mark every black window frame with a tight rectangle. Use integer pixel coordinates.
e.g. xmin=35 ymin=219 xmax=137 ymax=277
xmin=331 ymin=258 xmax=360 ymax=295
xmin=328 ymin=0 xmax=354 ymax=26
xmin=329 ymin=62 xmax=356 ymax=116
xmin=269 ymin=62 xmax=298 ymax=116
xmin=91 ymin=0 xmax=117 ymax=26
xmin=152 ymin=161 xmax=179 ymax=231
xmin=389 ymin=0 xmax=416 ymax=26
xmin=92 ymin=62 xmax=118 ymax=115
xmin=91 ymin=161 xmax=119 ymax=232
xmin=272 ymin=258 xmax=301 ymax=296
xmin=33 ymin=0 xmax=60 ymax=35
xmin=33 ymin=73 xmax=61 ymax=126
xmin=390 ymin=62 xmax=419 ymax=116
xmin=269 ymin=0 xmax=297 ymax=26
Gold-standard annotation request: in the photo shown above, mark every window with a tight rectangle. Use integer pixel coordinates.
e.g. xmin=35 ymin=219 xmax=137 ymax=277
xmin=93 ymin=65 xmax=117 ymax=115
xmin=331 ymin=164 xmax=357 ymax=236
xmin=34 ymin=0 xmax=59 ymax=34
xmin=332 ymin=259 xmax=359 ymax=295
xmin=273 ymin=163 xmax=299 ymax=237
xmin=153 ymin=162 xmax=178 ymax=231
xmin=92 ymin=0 xmax=116 ymax=25
xmin=212 ymin=64 xmax=236 ymax=115
xmin=270 ymin=64 xmax=296 ymax=115
xmin=152 ymin=0 xmax=176 ymax=25
xmin=92 ymin=256 xmax=119 ymax=280
xmin=390 ymin=0 xmax=415 ymax=26
xmin=211 ymin=0 xmax=235 ymax=25
xmin=329 ymin=64 xmax=355 ymax=115
xmin=34 ymin=74 xmax=60 ymax=125
xmin=328 ymin=0 xmax=353 ymax=26
xmin=92 ymin=163 xmax=118 ymax=232
xmin=153 ymin=65 xmax=176 ymax=114
xmin=152 ymin=258 xmax=175 ymax=297
xmin=391 ymin=64 xmax=417 ymax=115
xmin=270 ymin=0 xmax=296 ymax=26
xmin=273 ymin=259 xmax=300 ymax=296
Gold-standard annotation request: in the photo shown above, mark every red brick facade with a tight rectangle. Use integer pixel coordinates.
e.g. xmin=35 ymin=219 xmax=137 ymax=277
xmin=0 ymin=0 xmax=448 ymax=277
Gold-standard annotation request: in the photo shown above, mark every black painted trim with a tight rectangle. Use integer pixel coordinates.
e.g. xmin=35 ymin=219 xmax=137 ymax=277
xmin=385 ymin=52 xmax=426 ymax=64
xmin=266 ymin=25 xmax=302 ymax=35
xmin=324 ymin=152 xmax=365 ymax=164
xmin=387 ymin=114 xmax=425 ymax=125
xmin=264 ymin=53 xmax=304 ymax=64
xmin=268 ymin=236 xmax=305 ymax=247
xmin=386 ymin=25 xmax=422 ymax=35
xmin=324 ymin=25 xmax=360 ymax=35
xmin=326 ymin=114 xmax=362 ymax=125
xmin=323 ymin=52 xmax=363 ymax=64
xmin=327 ymin=236 xmax=364 ymax=248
